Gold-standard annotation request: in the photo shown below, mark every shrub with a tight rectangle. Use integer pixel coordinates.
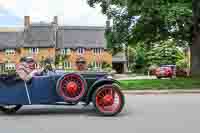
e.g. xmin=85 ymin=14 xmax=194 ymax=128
xmin=148 ymin=64 xmax=158 ymax=75
xmin=176 ymin=67 xmax=188 ymax=77
xmin=102 ymin=61 xmax=112 ymax=69
xmin=176 ymin=58 xmax=189 ymax=77
xmin=176 ymin=59 xmax=188 ymax=70
xmin=146 ymin=39 xmax=184 ymax=66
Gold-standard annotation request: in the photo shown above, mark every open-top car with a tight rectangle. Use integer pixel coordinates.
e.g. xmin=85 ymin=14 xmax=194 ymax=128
xmin=0 ymin=57 xmax=125 ymax=116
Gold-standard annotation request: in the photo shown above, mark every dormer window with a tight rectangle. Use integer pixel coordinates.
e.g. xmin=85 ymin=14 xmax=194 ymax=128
xmin=61 ymin=48 xmax=71 ymax=55
xmin=77 ymin=48 xmax=85 ymax=54
xmin=93 ymin=48 xmax=102 ymax=54
xmin=5 ymin=49 xmax=15 ymax=55
xmin=29 ymin=48 xmax=39 ymax=54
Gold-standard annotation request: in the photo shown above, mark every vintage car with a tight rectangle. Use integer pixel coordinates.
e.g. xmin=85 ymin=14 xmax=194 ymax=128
xmin=0 ymin=57 xmax=125 ymax=116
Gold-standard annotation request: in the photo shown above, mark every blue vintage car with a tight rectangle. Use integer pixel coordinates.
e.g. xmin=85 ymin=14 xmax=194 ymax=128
xmin=0 ymin=60 xmax=125 ymax=116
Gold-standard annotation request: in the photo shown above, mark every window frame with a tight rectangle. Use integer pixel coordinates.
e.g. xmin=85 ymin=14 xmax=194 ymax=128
xmin=64 ymin=61 xmax=72 ymax=69
xmin=29 ymin=48 xmax=39 ymax=54
xmin=92 ymin=61 xmax=101 ymax=69
xmin=61 ymin=48 xmax=71 ymax=55
xmin=77 ymin=48 xmax=85 ymax=55
xmin=5 ymin=49 xmax=15 ymax=55
xmin=93 ymin=48 xmax=102 ymax=54
xmin=5 ymin=63 xmax=15 ymax=70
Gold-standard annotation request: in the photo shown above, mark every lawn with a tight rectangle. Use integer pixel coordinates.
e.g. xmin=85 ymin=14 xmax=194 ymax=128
xmin=120 ymin=78 xmax=200 ymax=90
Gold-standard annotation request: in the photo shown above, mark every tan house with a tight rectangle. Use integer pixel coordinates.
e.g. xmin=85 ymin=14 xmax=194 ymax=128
xmin=0 ymin=16 xmax=112 ymax=72
xmin=57 ymin=26 xmax=112 ymax=70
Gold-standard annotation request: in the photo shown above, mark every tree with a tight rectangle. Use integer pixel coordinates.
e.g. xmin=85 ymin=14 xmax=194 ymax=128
xmin=133 ymin=44 xmax=147 ymax=73
xmin=87 ymin=0 xmax=194 ymax=74
xmin=88 ymin=0 xmax=191 ymax=45
xmin=192 ymin=0 xmax=200 ymax=76
xmin=146 ymin=39 xmax=184 ymax=66
xmin=127 ymin=47 xmax=136 ymax=72
xmin=104 ymin=7 xmax=133 ymax=70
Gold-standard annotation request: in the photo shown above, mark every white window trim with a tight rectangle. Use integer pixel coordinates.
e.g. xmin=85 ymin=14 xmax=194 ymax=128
xmin=5 ymin=49 xmax=15 ymax=55
xmin=61 ymin=48 xmax=71 ymax=55
xmin=5 ymin=63 xmax=16 ymax=70
xmin=29 ymin=48 xmax=39 ymax=54
xmin=77 ymin=48 xmax=85 ymax=55
xmin=35 ymin=63 xmax=40 ymax=69
xmin=92 ymin=61 xmax=101 ymax=69
xmin=93 ymin=48 xmax=102 ymax=54
xmin=64 ymin=61 xmax=72 ymax=69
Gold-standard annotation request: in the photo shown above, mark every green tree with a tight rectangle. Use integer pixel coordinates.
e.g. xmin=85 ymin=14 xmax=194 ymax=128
xmin=87 ymin=0 xmax=194 ymax=74
xmin=88 ymin=0 xmax=191 ymax=46
xmin=192 ymin=0 xmax=200 ymax=76
xmin=146 ymin=39 xmax=184 ymax=66
xmin=133 ymin=44 xmax=147 ymax=73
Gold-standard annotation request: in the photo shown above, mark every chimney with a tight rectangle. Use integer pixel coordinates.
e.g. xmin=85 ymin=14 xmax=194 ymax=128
xmin=53 ymin=16 xmax=58 ymax=24
xmin=24 ymin=16 xmax=30 ymax=27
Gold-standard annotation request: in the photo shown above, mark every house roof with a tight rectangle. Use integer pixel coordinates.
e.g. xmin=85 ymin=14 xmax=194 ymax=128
xmin=57 ymin=26 xmax=106 ymax=48
xmin=0 ymin=25 xmax=107 ymax=49
xmin=23 ymin=24 xmax=55 ymax=48
xmin=0 ymin=32 xmax=20 ymax=50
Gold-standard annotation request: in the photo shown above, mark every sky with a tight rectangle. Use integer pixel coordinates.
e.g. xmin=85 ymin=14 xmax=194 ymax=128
xmin=0 ymin=0 xmax=107 ymax=27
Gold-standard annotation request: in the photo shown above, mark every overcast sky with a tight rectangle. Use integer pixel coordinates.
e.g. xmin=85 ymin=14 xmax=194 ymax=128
xmin=0 ymin=0 xmax=107 ymax=27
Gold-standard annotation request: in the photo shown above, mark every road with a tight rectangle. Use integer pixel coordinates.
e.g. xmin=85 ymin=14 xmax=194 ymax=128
xmin=0 ymin=94 xmax=200 ymax=133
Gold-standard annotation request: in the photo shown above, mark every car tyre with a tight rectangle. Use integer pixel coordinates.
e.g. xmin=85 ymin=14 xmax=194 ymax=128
xmin=92 ymin=84 xmax=125 ymax=116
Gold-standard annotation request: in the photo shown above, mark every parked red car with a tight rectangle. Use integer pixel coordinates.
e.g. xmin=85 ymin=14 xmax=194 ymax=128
xmin=155 ymin=66 xmax=173 ymax=79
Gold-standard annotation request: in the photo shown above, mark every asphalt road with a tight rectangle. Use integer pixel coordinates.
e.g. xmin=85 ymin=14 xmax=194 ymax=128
xmin=0 ymin=94 xmax=200 ymax=133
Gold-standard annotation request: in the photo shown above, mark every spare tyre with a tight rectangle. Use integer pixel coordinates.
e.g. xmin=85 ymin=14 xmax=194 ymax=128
xmin=56 ymin=73 xmax=87 ymax=102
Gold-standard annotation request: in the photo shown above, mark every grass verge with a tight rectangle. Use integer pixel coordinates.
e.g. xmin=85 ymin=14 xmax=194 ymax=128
xmin=120 ymin=78 xmax=200 ymax=90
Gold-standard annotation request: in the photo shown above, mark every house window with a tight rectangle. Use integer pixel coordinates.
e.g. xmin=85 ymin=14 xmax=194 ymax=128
xmin=61 ymin=48 xmax=71 ymax=55
xmin=5 ymin=49 xmax=15 ymax=55
xmin=29 ymin=48 xmax=39 ymax=54
xmin=92 ymin=61 xmax=101 ymax=68
xmin=5 ymin=63 xmax=15 ymax=70
xmin=77 ymin=48 xmax=85 ymax=54
xmin=35 ymin=63 xmax=40 ymax=69
xmin=93 ymin=48 xmax=102 ymax=54
xmin=64 ymin=61 xmax=71 ymax=69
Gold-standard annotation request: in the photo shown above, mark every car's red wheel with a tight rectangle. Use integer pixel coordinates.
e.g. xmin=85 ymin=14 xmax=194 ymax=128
xmin=57 ymin=73 xmax=87 ymax=103
xmin=92 ymin=84 xmax=125 ymax=116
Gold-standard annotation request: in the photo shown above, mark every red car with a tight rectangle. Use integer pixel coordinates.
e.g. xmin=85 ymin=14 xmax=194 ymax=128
xmin=155 ymin=67 xmax=173 ymax=79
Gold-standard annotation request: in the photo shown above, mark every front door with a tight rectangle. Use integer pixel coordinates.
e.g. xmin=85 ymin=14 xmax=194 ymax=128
xmin=112 ymin=63 xmax=124 ymax=74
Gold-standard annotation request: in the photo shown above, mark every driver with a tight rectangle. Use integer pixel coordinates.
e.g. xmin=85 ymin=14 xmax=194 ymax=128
xmin=16 ymin=57 xmax=44 ymax=81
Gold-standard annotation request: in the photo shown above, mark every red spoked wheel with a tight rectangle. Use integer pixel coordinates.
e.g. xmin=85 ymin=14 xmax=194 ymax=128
xmin=57 ymin=73 xmax=86 ymax=102
xmin=92 ymin=84 xmax=125 ymax=116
